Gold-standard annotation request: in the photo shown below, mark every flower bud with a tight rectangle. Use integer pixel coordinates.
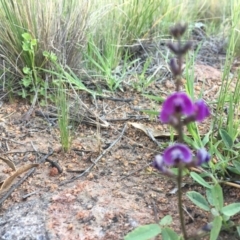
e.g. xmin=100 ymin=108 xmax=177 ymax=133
xmin=170 ymin=23 xmax=187 ymax=39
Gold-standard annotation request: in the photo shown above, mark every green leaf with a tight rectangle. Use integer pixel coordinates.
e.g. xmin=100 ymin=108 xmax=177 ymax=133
xmin=219 ymin=129 xmax=233 ymax=149
xmin=161 ymin=227 xmax=180 ymax=240
xmin=22 ymin=32 xmax=32 ymax=41
xmin=22 ymin=77 xmax=31 ymax=87
xmin=31 ymin=39 xmax=37 ymax=46
xmin=222 ymin=203 xmax=240 ymax=216
xmin=206 ymin=189 xmax=214 ymax=206
xmin=159 ymin=215 xmax=172 ymax=226
xmin=211 ymin=207 xmax=220 ymax=217
xmin=233 ymin=160 xmax=240 ymax=173
xmin=237 ymin=226 xmax=240 ymax=237
xmin=190 ymin=172 xmax=212 ymax=189
xmin=186 ymin=191 xmax=210 ymax=211
xmin=170 ymin=168 xmax=189 ymax=176
xmin=22 ymin=42 xmax=31 ymax=51
xmin=211 ymin=184 xmax=223 ymax=211
xmin=142 ymin=94 xmax=164 ymax=103
xmin=202 ymin=130 xmax=211 ymax=147
xmin=124 ymin=224 xmax=161 ymax=240
xmin=210 ymin=216 xmax=222 ymax=240
xmin=140 ymin=109 xmax=159 ymax=116
xmin=227 ymin=166 xmax=240 ymax=175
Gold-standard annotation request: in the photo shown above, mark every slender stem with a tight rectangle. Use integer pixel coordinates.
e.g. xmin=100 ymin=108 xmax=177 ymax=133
xmin=175 ymin=45 xmax=187 ymax=238
xmin=177 ymin=164 xmax=188 ymax=240
xmin=176 ymin=113 xmax=188 ymax=239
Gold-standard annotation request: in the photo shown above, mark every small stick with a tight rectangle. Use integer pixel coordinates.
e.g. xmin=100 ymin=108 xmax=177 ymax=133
xmin=151 ymin=198 xmax=159 ymax=223
xmin=105 ymin=116 xmax=149 ymax=122
xmin=0 ymin=149 xmax=53 ymax=207
xmin=21 ymin=90 xmax=38 ymax=122
xmin=98 ymin=96 xmax=134 ymax=102
xmin=22 ymin=190 xmax=39 ymax=200
xmin=1 ymin=137 xmax=26 ymax=146
xmin=45 ymin=159 xmax=63 ymax=174
xmin=60 ymin=123 xmax=128 ymax=186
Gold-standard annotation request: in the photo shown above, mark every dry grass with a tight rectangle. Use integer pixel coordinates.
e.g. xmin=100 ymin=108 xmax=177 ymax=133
xmin=0 ymin=0 xmax=89 ymax=80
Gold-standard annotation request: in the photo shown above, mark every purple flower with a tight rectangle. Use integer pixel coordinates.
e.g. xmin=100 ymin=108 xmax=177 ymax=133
xmin=160 ymin=92 xmax=194 ymax=123
xmin=194 ymin=100 xmax=210 ymax=122
xmin=196 ymin=148 xmax=211 ymax=165
xmin=152 ymin=155 xmax=166 ymax=172
xmin=163 ymin=144 xmax=192 ymax=166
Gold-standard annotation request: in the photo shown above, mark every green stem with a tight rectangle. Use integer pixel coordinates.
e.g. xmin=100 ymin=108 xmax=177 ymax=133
xmin=177 ymin=164 xmax=188 ymax=240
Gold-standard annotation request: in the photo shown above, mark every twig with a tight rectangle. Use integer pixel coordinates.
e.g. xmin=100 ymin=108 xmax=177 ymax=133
xmin=98 ymin=96 xmax=134 ymax=102
xmin=21 ymin=90 xmax=38 ymax=122
xmin=105 ymin=116 xmax=149 ymax=122
xmin=1 ymin=137 xmax=26 ymax=146
xmin=22 ymin=190 xmax=39 ymax=200
xmin=151 ymin=198 xmax=159 ymax=223
xmin=45 ymin=159 xmax=63 ymax=174
xmin=0 ymin=148 xmax=53 ymax=207
xmin=60 ymin=123 xmax=128 ymax=186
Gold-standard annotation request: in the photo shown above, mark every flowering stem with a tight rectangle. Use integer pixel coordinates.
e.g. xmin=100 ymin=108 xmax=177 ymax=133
xmin=177 ymin=164 xmax=188 ymax=240
xmin=176 ymin=114 xmax=188 ymax=239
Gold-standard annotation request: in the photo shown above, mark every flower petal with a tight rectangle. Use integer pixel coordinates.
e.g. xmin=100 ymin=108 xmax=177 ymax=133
xmin=160 ymin=92 xmax=194 ymax=123
xmin=194 ymin=100 xmax=210 ymax=122
xmin=196 ymin=148 xmax=211 ymax=165
xmin=163 ymin=144 xmax=192 ymax=166
xmin=152 ymin=155 xmax=166 ymax=172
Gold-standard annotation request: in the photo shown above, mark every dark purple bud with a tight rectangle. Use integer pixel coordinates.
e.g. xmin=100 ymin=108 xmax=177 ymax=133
xmin=169 ymin=58 xmax=181 ymax=76
xmin=167 ymin=41 xmax=192 ymax=55
xmin=163 ymin=144 xmax=192 ymax=166
xmin=167 ymin=42 xmax=180 ymax=55
xmin=180 ymin=41 xmax=192 ymax=54
xmin=170 ymin=23 xmax=187 ymax=39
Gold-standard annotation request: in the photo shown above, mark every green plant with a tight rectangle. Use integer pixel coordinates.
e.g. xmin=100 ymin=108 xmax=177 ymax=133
xmin=0 ymin=0 xmax=89 ymax=97
xmin=207 ymin=0 xmax=240 ymax=177
xmin=56 ymin=83 xmax=72 ymax=152
xmin=42 ymin=51 xmax=98 ymax=97
xmin=124 ymin=22 xmax=240 ymax=240
xmin=124 ymin=215 xmax=178 ymax=240
xmin=19 ymin=33 xmax=46 ymax=101
xmin=188 ymin=172 xmax=240 ymax=239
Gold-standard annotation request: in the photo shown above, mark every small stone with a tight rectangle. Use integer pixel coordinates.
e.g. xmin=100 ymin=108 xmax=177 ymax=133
xmin=87 ymin=204 xmax=92 ymax=210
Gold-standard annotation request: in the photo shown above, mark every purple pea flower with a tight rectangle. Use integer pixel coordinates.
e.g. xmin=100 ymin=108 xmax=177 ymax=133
xmin=163 ymin=144 xmax=192 ymax=166
xmin=152 ymin=155 xmax=166 ymax=172
xmin=194 ymin=100 xmax=210 ymax=122
xmin=196 ymin=148 xmax=211 ymax=165
xmin=160 ymin=92 xmax=194 ymax=123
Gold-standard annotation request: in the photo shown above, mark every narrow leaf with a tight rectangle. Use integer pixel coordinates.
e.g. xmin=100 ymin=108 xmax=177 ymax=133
xmin=206 ymin=189 xmax=214 ymax=206
xmin=222 ymin=203 xmax=240 ymax=216
xmin=186 ymin=191 xmax=210 ymax=211
xmin=233 ymin=160 xmax=240 ymax=173
xmin=124 ymin=224 xmax=161 ymax=240
xmin=0 ymin=164 xmax=38 ymax=192
xmin=219 ymin=129 xmax=233 ymax=149
xmin=0 ymin=156 xmax=16 ymax=171
xmin=210 ymin=216 xmax=222 ymax=240
xmin=190 ymin=172 xmax=211 ymax=189
xmin=211 ymin=184 xmax=223 ymax=211
xmin=237 ymin=226 xmax=240 ymax=237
